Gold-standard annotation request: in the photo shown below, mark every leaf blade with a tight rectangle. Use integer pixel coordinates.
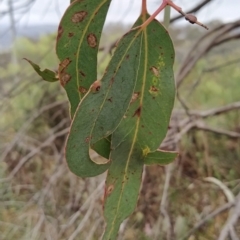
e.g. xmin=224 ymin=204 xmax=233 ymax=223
xmin=56 ymin=0 xmax=112 ymax=116
xmin=103 ymin=14 xmax=176 ymax=238
xmin=102 ymin=143 xmax=144 ymax=240
xmin=144 ymin=150 xmax=178 ymax=165
xmin=66 ymin=27 xmax=144 ymax=177
xmin=24 ymin=58 xmax=58 ymax=82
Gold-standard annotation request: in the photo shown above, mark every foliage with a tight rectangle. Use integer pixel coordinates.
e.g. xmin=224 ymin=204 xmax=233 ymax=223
xmin=26 ymin=0 xmax=177 ymax=238
xmin=1 ymin=0 xmax=240 ymax=240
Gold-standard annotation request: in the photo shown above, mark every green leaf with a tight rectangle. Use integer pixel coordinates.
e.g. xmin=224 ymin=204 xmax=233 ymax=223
xmin=102 ymin=143 xmax=144 ymax=240
xmin=66 ymin=26 xmax=144 ymax=178
xmin=56 ymin=0 xmax=111 ymax=117
xmin=144 ymin=150 xmax=178 ymax=165
xmin=24 ymin=58 xmax=58 ymax=82
xmin=102 ymin=13 xmax=175 ymax=239
xmin=111 ymin=25 xmax=175 ymax=153
xmin=92 ymin=136 xmax=111 ymax=159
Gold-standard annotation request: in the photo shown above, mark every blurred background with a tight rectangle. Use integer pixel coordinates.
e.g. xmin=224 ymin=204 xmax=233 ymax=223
xmin=0 ymin=0 xmax=240 ymax=239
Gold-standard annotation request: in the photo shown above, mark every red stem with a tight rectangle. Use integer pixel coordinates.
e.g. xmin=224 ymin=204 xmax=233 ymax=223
xmin=141 ymin=0 xmax=168 ymax=29
xmin=139 ymin=0 xmax=208 ymax=30
xmin=142 ymin=0 xmax=147 ymax=15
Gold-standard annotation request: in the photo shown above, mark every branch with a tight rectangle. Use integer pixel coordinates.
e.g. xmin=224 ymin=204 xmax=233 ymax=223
xmin=59 ymin=180 xmax=105 ymax=236
xmin=160 ymin=163 xmax=174 ymax=240
xmin=218 ymin=192 xmax=240 ymax=240
xmin=204 ymin=177 xmax=235 ymax=203
xmin=191 ymin=101 xmax=240 ymax=118
xmin=0 ymin=128 xmax=69 ymax=182
xmin=176 ymin=20 xmax=240 ymax=87
xmin=68 ymin=201 xmax=95 ymax=240
xmin=203 ymin=57 xmax=240 ymax=73
xmin=195 ymin=123 xmax=240 ymax=138
xmin=1 ymin=100 xmax=67 ymax=162
xmin=180 ymin=201 xmax=234 ymax=240
xmin=170 ymin=0 xmax=213 ymax=23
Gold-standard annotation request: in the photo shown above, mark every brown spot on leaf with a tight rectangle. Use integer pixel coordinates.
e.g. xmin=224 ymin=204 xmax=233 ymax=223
xmin=60 ymin=73 xmax=71 ymax=87
xmin=87 ymin=33 xmax=97 ymax=48
xmin=96 ymin=86 xmax=101 ymax=91
xmin=91 ymin=80 xmax=101 ymax=92
xmin=59 ymin=58 xmax=71 ymax=73
xmin=109 ymin=77 xmax=114 ymax=86
xmin=57 ymin=25 xmax=63 ymax=41
xmin=130 ymin=92 xmax=140 ymax=104
xmin=79 ymin=86 xmax=87 ymax=94
xmin=106 ymin=185 xmax=114 ymax=196
xmin=71 ymin=11 xmax=88 ymax=23
xmin=150 ymin=86 xmax=158 ymax=92
xmin=150 ymin=66 xmax=159 ymax=77
xmin=133 ymin=106 xmax=142 ymax=117
xmin=85 ymin=136 xmax=92 ymax=143
xmin=68 ymin=32 xmax=74 ymax=37
xmin=79 ymin=71 xmax=86 ymax=77
xmin=126 ymin=54 xmax=129 ymax=59
xmin=107 ymin=97 xmax=113 ymax=102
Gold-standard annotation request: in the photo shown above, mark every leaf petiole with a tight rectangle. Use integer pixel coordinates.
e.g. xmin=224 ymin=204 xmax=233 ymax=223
xmin=140 ymin=0 xmax=208 ymax=30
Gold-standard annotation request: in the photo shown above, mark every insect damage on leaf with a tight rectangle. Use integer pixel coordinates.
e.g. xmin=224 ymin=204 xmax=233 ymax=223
xmin=71 ymin=11 xmax=88 ymax=23
xmin=59 ymin=58 xmax=71 ymax=72
xmin=57 ymin=25 xmax=63 ymax=41
xmin=149 ymin=85 xmax=159 ymax=96
xmin=133 ymin=106 xmax=142 ymax=117
xmin=130 ymin=92 xmax=140 ymax=104
xmin=79 ymin=86 xmax=87 ymax=94
xmin=150 ymin=66 xmax=159 ymax=77
xmin=105 ymin=184 xmax=114 ymax=197
xmin=142 ymin=146 xmax=150 ymax=156
xmin=56 ymin=0 xmax=112 ymax=117
xmin=87 ymin=33 xmax=97 ymax=48
xmin=91 ymin=79 xmax=101 ymax=92
xmin=85 ymin=136 xmax=92 ymax=143
xmin=60 ymin=73 xmax=71 ymax=87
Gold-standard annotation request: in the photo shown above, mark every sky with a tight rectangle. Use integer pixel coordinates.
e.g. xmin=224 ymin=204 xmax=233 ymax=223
xmin=0 ymin=0 xmax=239 ymax=28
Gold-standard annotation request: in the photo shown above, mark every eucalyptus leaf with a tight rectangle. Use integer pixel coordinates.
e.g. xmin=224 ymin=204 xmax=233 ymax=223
xmin=102 ymin=13 xmax=176 ymax=239
xmin=66 ymin=26 xmax=143 ymax=178
xmin=56 ymin=0 xmax=112 ymax=117
xmin=145 ymin=150 xmax=178 ymax=165
xmin=24 ymin=58 xmax=58 ymax=82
